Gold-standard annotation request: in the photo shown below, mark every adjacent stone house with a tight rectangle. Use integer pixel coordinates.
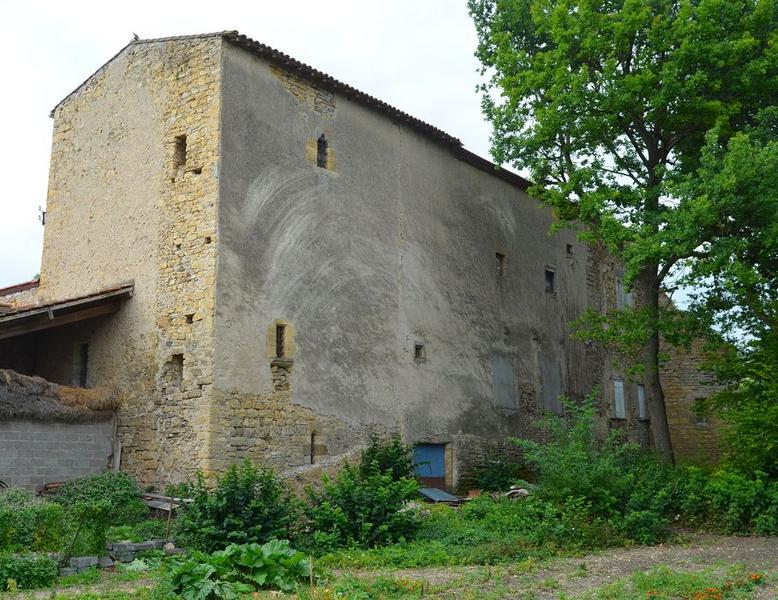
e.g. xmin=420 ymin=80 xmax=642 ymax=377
xmin=0 ymin=32 xmax=719 ymax=489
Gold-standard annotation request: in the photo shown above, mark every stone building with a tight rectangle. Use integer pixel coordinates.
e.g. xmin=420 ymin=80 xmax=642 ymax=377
xmin=0 ymin=32 xmax=719 ymax=489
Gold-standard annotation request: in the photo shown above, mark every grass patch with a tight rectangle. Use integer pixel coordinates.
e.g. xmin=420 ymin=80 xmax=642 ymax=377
xmin=574 ymin=565 xmax=768 ymax=599
xmin=318 ymin=497 xmax=619 ymax=568
xmin=298 ymin=575 xmax=425 ymax=599
xmin=106 ymin=519 xmax=167 ymax=543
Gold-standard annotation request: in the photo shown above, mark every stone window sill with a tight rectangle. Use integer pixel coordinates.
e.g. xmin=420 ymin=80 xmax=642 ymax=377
xmin=271 ymin=357 xmax=294 ymax=369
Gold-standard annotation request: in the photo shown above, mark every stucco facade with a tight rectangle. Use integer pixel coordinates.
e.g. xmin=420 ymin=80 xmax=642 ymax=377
xmin=0 ymin=32 xmax=720 ymax=487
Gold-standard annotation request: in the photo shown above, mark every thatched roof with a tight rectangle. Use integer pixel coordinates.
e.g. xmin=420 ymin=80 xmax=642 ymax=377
xmin=0 ymin=369 xmax=121 ymax=423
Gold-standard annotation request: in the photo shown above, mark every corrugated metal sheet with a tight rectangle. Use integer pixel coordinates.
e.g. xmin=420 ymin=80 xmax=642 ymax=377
xmin=419 ymin=487 xmax=459 ymax=503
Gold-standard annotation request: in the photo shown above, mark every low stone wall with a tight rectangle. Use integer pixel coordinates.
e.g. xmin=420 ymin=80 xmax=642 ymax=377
xmin=0 ymin=418 xmax=114 ymax=489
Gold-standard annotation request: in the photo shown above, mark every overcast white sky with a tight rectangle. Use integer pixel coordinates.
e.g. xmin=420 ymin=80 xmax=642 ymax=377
xmin=0 ymin=0 xmax=511 ymax=288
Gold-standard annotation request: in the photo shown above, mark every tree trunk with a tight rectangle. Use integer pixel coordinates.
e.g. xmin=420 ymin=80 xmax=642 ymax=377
xmin=636 ymin=266 xmax=674 ymax=463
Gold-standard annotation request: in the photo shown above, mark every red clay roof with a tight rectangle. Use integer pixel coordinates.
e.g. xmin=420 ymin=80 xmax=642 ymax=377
xmin=0 ymin=279 xmax=40 ymax=297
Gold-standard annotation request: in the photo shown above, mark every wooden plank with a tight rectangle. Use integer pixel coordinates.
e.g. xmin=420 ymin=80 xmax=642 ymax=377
xmin=0 ymin=286 xmax=133 ymax=324
xmin=0 ymin=302 xmax=121 ymax=340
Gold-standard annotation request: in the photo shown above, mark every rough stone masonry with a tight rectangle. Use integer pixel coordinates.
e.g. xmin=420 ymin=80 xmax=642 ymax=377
xmin=0 ymin=31 xmax=720 ymax=489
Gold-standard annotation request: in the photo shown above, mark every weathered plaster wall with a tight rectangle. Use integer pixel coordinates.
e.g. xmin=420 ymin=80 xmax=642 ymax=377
xmin=34 ymin=36 xmax=223 ymax=485
xmin=213 ymin=43 xmax=601 ymax=482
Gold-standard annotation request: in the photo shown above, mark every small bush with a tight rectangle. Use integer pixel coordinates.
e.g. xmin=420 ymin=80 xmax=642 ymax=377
xmin=0 ymin=489 xmax=71 ymax=553
xmin=360 ymin=433 xmax=415 ymax=481
xmin=174 ymin=461 xmax=297 ymax=553
xmin=107 ymin=519 xmax=167 ymax=543
xmin=0 ymin=553 xmax=58 ymax=590
xmin=512 ymin=392 xmax=678 ymax=544
xmin=163 ymin=539 xmax=309 ymax=597
xmin=50 ymin=471 xmax=147 ymax=524
xmin=676 ymin=468 xmax=778 ymax=535
xmin=303 ymin=461 xmax=419 ymax=551
xmin=64 ymin=500 xmax=114 ymax=558
xmin=457 ymin=452 xmax=530 ymax=493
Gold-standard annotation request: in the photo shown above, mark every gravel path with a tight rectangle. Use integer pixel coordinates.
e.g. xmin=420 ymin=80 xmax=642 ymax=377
xmin=356 ymin=534 xmax=778 ymax=598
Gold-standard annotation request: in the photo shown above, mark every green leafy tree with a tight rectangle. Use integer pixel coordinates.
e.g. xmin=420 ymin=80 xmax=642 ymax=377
xmin=673 ymin=108 xmax=778 ymax=339
xmin=470 ymin=0 xmax=778 ymax=459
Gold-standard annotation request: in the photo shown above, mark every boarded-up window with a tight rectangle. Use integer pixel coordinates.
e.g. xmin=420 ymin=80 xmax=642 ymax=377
xmin=492 ymin=353 xmax=517 ymax=409
xmin=541 ymin=354 xmax=563 ymax=414
xmin=613 ymin=380 xmax=626 ymax=419
xmin=637 ymin=384 xmax=647 ymax=419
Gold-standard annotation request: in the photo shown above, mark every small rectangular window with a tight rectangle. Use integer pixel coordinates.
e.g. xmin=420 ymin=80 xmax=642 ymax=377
xmin=414 ymin=343 xmax=426 ymax=363
xmin=613 ymin=380 xmax=626 ymax=419
xmin=173 ymin=135 xmax=187 ymax=169
xmin=545 ymin=268 xmax=556 ymax=294
xmin=566 ymin=243 xmax=574 ymax=258
xmin=637 ymin=384 xmax=647 ymax=419
xmin=275 ymin=324 xmax=286 ymax=358
xmin=495 ymin=252 xmax=506 ymax=281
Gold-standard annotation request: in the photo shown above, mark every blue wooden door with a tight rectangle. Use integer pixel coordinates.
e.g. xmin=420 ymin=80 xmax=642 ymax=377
xmin=414 ymin=443 xmax=446 ymax=489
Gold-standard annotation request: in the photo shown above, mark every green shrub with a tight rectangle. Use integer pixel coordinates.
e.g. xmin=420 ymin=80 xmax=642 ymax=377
xmin=457 ymin=452 xmax=530 ymax=493
xmin=512 ymin=393 xmax=679 ymax=544
xmin=50 ymin=471 xmax=147 ymax=524
xmin=107 ymin=519 xmax=167 ymax=543
xmin=163 ymin=539 xmax=309 ymax=597
xmin=677 ymin=467 xmax=778 ymax=535
xmin=174 ymin=461 xmax=297 ymax=553
xmin=64 ymin=500 xmax=113 ymax=558
xmin=321 ymin=495 xmax=621 ymax=568
xmin=360 ymin=434 xmax=415 ymax=481
xmin=0 ymin=489 xmax=71 ymax=553
xmin=708 ymin=337 xmax=778 ymax=477
xmin=303 ymin=462 xmax=419 ymax=551
xmin=0 ymin=553 xmax=58 ymax=590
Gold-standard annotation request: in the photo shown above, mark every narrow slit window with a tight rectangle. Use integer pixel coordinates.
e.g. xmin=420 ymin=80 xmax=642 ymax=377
xmin=414 ymin=343 xmax=426 ymax=363
xmin=275 ymin=324 xmax=286 ymax=358
xmin=316 ymin=134 xmax=328 ymax=168
xmin=173 ymin=135 xmax=187 ymax=169
xmin=310 ymin=432 xmax=316 ymax=465
xmin=545 ymin=268 xmax=556 ymax=294
xmin=566 ymin=244 xmax=574 ymax=258
xmin=495 ymin=252 xmax=506 ymax=281
xmin=78 ymin=343 xmax=89 ymax=388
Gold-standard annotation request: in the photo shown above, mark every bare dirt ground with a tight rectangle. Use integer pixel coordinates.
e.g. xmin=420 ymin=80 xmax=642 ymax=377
xmin=352 ymin=534 xmax=778 ymax=598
